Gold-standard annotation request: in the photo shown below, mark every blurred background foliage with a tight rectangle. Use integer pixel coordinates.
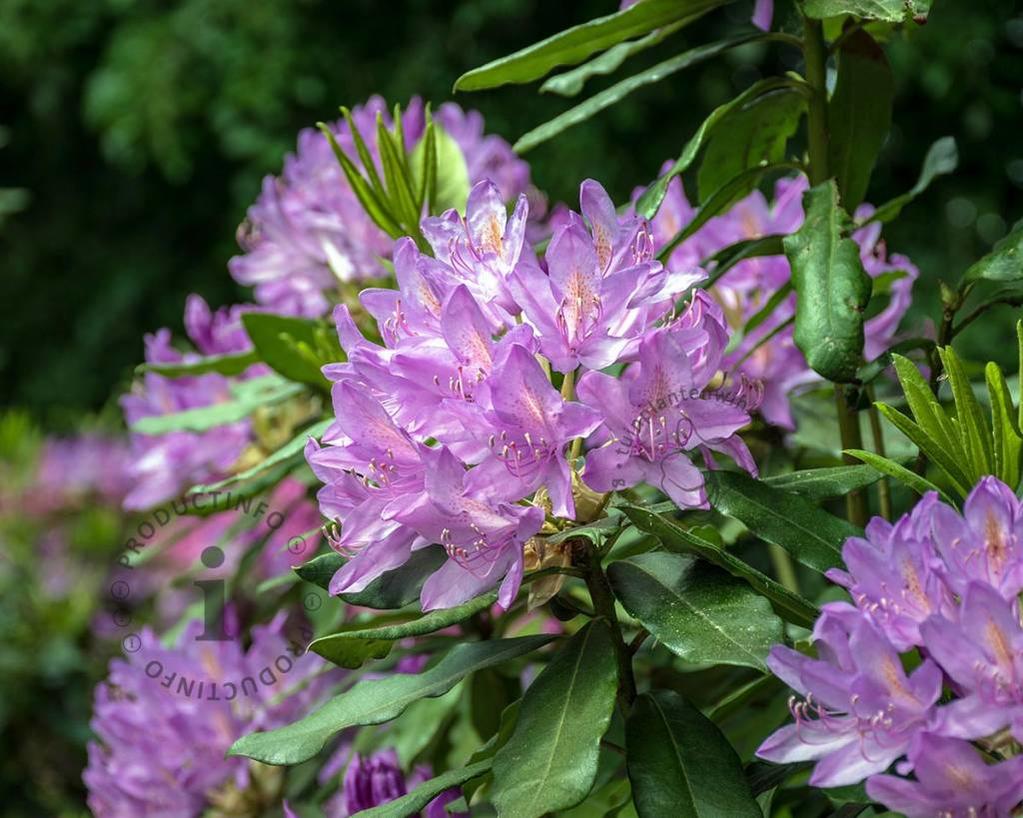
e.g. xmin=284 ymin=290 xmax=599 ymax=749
xmin=1 ymin=0 xmax=1021 ymax=426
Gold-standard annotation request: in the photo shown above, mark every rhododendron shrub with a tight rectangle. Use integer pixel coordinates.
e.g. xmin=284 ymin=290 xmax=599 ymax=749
xmin=78 ymin=2 xmax=1023 ymax=817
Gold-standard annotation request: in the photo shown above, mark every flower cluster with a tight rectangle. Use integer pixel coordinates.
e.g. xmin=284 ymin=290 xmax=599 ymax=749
xmin=758 ymin=476 xmax=1023 ymax=817
xmin=307 ymin=178 xmax=760 ymax=611
xmin=229 ymin=96 xmax=533 ymax=318
xmin=645 ymin=175 xmax=918 ymax=428
xmin=84 ymin=613 xmax=332 ymax=818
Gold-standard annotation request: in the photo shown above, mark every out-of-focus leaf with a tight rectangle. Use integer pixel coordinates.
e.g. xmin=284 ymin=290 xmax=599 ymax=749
xmin=308 ymin=591 xmax=497 ymax=669
xmin=785 ymin=180 xmax=872 ymax=382
xmin=130 ymin=376 xmax=303 ymax=435
xmin=228 ymin=635 xmax=553 ymax=765
xmin=608 ymin=552 xmax=784 ymax=671
xmin=704 ymin=470 xmax=858 ymax=572
xmin=139 ymin=349 xmax=259 ymax=377
xmin=637 ymin=76 xmax=804 ymax=219
xmin=242 ymin=313 xmax=340 ymax=388
xmin=453 ymin=0 xmax=731 ymax=91
xmin=961 ymin=219 xmax=1023 ymax=284
xmin=515 ymin=33 xmax=770 ymax=154
xmin=697 ymin=89 xmax=805 ymax=206
xmin=491 ymin=620 xmax=618 ymax=818
xmin=619 ymin=504 xmax=818 ymax=629
xmin=626 ymin=690 xmax=761 ymax=818
xmin=827 ymin=29 xmax=893 ymax=209
xmin=868 ymin=137 xmax=957 ymax=224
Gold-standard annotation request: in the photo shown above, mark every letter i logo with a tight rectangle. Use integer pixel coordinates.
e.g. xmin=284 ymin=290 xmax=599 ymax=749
xmin=194 ymin=546 xmax=228 ymax=641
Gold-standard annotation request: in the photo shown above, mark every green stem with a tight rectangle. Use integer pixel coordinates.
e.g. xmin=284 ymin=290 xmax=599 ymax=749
xmin=866 ymin=385 xmax=892 ymax=520
xmin=582 ymin=548 xmax=637 ymax=712
xmin=768 ymin=543 xmax=800 ymax=594
xmin=803 ymin=15 xmax=868 ymax=527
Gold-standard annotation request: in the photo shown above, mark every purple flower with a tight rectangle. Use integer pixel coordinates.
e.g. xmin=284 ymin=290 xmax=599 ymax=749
xmin=230 ymin=97 xmax=532 ymax=318
xmin=511 ymin=179 xmax=669 ymax=373
xmin=577 ymin=292 xmax=759 ymax=508
xmin=84 ymin=613 xmax=331 ymax=818
xmin=751 ymin=0 xmax=773 ymax=30
xmin=32 ymin=434 xmax=132 ymax=509
xmin=867 ymin=733 xmax=1023 ymax=818
xmin=757 ymin=607 xmax=942 ymax=786
xmin=643 ymin=175 xmax=919 ymax=429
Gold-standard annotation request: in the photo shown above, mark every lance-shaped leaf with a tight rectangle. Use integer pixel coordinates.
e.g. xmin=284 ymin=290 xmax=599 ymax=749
xmin=350 ymin=760 xmax=492 ymax=818
xmin=827 ymin=29 xmax=893 ymax=209
xmin=802 ymin=0 xmax=931 ymax=22
xmin=515 ymin=33 xmax=771 ymax=155
xmin=294 ymin=545 xmax=448 ymax=609
xmin=626 ymin=690 xmax=761 ymax=818
xmin=961 ymin=219 xmax=1023 ymax=284
xmin=138 ymin=349 xmax=259 ymax=378
xmin=491 ymin=620 xmax=618 ymax=818
xmin=454 ymin=0 xmax=730 ymax=91
xmin=637 ymin=76 xmax=804 ymax=219
xmin=410 ymin=123 xmax=470 ymax=215
xmin=696 ymin=89 xmax=805 ymax=206
xmin=868 ymin=136 xmax=957 ymax=224
xmin=608 ymin=552 xmax=784 ymax=671
xmin=844 ymin=449 xmax=952 ymax=504
xmin=228 ymin=635 xmax=553 ymax=765
xmin=309 ymin=591 xmax=497 ymax=669
xmin=618 ymin=504 xmax=818 ymax=629
xmin=704 ymin=470 xmax=859 ymax=573
xmin=784 ymin=179 xmax=872 ymax=382
xmin=763 ymin=464 xmax=881 ymax=501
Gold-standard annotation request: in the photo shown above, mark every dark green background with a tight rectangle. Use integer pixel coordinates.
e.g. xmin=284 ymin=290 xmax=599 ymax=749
xmin=2 ymin=0 xmax=1021 ymax=425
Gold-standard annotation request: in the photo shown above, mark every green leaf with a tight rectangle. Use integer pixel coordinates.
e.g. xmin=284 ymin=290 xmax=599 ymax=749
xmin=491 ymin=620 xmax=618 ymax=818
xmin=802 ymin=0 xmax=931 ymax=22
xmin=309 ymin=591 xmax=497 ymax=669
xmin=454 ymin=0 xmax=730 ymax=91
xmin=608 ymin=552 xmax=783 ymax=671
xmin=763 ymin=464 xmax=882 ymax=501
xmin=784 ymin=179 xmax=872 ymax=382
xmin=637 ymin=76 xmax=804 ymax=219
xmin=319 ymin=122 xmax=404 ymax=238
xmin=686 ymin=234 xmax=787 ymax=286
xmin=697 ymin=89 xmax=805 ymax=206
xmin=138 ymin=349 xmax=259 ymax=378
xmin=986 ymin=362 xmax=1022 ymax=488
xmin=228 ymin=635 xmax=553 ymax=765
xmin=890 ymin=354 xmax=958 ymax=452
xmin=350 ymin=760 xmax=492 ymax=818
xmin=340 ymin=545 xmax=448 ymax=609
xmin=619 ymin=504 xmax=818 ymax=629
xmin=130 ymin=376 xmax=304 ymax=435
xmin=626 ymin=690 xmax=760 ymax=818
xmin=875 ymin=403 xmax=971 ymax=497
xmin=962 ymin=219 xmax=1023 ymax=284
xmin=410 ymin=123 xmax=470 ymax=214
xmin=939 ymin=345 xmax=994 ymax=477
xmin=827 ymin=29 xmax=893 ymax=209
xmin=515 ymin=33 xmax=770 ymax=155
xmin=868 ymin=136 xmax=957 ymax=224
xmin=705 ymin=470 xmax=858 ymax=573
xmin=376 ymin=113 xmax=421 ymax=231
xmin=843 ymin=449 xmax=953 ymax=503
xmin=294 ymin=551 xmax=344 ymax=591
xmin=242 ymin=312 xmax=339 ymax=388
xmin=539 ymin=23 xmax=682 ymax=97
